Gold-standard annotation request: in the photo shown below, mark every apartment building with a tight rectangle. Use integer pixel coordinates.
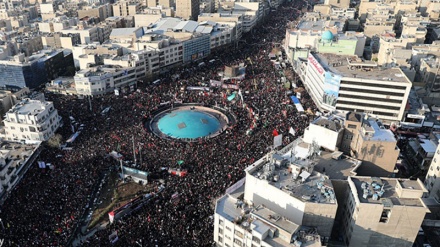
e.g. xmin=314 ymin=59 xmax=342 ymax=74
xmin=341 ymin=112 xmax=400 ymax=176
xmin=74 ymin=65 xmax=137 ymax=95
xmin=175 ymin=0 xmax=199 ymax=21
xmin=425 ymin=143 xmax=440 ymax=202
xmin=3 ymin=99 xmax=62 ymax=142
xmin=303 ymin=115 xmax=344 ymax=151
xmin=0 ymin=141 xmax=41 ymax=203
xmin=303 ymin=53 xmax=412 ymax=123
xmin=214 ymin=139 xmax=338 ymax=246
xmin=341 ymin=176 xmax=428 ymax=246
xmin=113 ymin=0 xmax=141 ymax=16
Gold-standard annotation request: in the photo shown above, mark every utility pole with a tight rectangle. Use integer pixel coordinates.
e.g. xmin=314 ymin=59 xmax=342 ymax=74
xmin=139 ymin=144 xmax=142 ymax=166
xmin=120 ymin=159 xmax=125 ymax=183
xmin=88 ymin=96 xmax=92 ymax=112
xmin=132 ymin=135 xmax=137 ymax=165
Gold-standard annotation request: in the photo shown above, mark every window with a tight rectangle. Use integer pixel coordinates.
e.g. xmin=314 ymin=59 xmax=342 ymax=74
xmin=218 ymin=236 xmax=223 ymax=243
xmin=226 ymin=226 xmax=231 ymax=231
xmin=10 ymin=126 xmax=15 ymax=130
xmin=29 ymin=127 xmax=36 ymax=132
xmin=233 ymin=238 xmax=242 ymax=246
xmin=234 ymin=230 xmax=243 ymax=238
xmin=219 ymin=228 xmax=223 ymax=234
xmin=380 ymin=209 xmax=391 ymax=223
xmin=437 ymin=166 xmax=440 ymax=171
xmin=252 ymin=236 xmax=260 ymax=244
xmin=347 ymin=124 xmax=356 ymax=129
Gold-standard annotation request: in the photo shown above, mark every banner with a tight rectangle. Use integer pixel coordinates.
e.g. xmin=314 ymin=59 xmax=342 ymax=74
xmin=274 ymin=134 xmax=283 ymax=148
xmin=66 ymin=132 xmax=80 ymax=143
xmin=108 ymin=212 xmax=115 ymax=224
xmin=210 ymin=79 xmax=222 ymax=87
xmin=227 ymin=93 xmax=236 ymax=101
xmin=221 ymin=84 xmax=239 ymax=90
xmin=289 ymin=127 xmax=296 ymax=136
xmin=109 ymin=231 xmax=118 ymax=244
xmin=186 ymin=86 xmax=210 ymax=91
xmin=322 ymin=72 xmax=342 ymax=107
xmin=38 ymin=161 xmax=46 ymax=169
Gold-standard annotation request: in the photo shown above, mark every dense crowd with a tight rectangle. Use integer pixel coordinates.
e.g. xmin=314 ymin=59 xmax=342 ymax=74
xmin=0 ymin=0 xmax=316 ymax=246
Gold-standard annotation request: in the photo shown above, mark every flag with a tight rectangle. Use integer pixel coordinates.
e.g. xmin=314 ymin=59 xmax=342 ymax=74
xmin=177 ymin=160 xmax=184 ymax=165
xmin=38 ymin=161 xmax=46 ymax=169
xmin=273 ymin=129 xmax=279 ymax=137
xmin=289 ymin=127 xmax=296 ymax=136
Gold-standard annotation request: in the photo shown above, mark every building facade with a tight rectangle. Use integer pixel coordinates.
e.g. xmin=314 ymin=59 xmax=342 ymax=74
xmin=3 ymin=99 xmax=62 ymax=142
xmin=424 ymin=143 xmax=440 ymax=202
xmin=304 ymin=53 xmax=412 ymax=123
xmin=341 ymin=176 xmax=428 ymax=247
xmin=176 ymin=0 xmax=199 ymax=21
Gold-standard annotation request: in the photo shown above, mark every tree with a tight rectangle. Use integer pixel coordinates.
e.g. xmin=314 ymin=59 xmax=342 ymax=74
xmin=47 ymin=134 xmax=63 ymax=148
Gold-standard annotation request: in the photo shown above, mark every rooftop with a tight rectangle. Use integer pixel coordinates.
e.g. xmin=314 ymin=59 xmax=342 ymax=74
xmin=311 ymin=116 xmax=342 ymax=132
xmin=0 ymin=141 xmax=40 ymax=171
xmin=8 ymin=99 xmax=52 ymax=115
xmin=361 ymin=119 xmax=396 ymax=142
xmin=314 ymin=152 xmax=361 ymax=180
xmin=350 ymin=176 xmax=426 ymax=207
xmin=313 ymin=53 xmax=410 ymax=83
xmin=246 ymin=140 xmax=337 ymax=204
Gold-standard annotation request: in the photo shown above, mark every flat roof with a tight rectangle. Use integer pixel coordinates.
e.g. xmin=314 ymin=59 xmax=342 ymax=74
xmin=215 ymin=195 xmax=242 ymax=222
xmin=350 ymin=177 xmax=425 ymax=207
xmin=9 ymin=99 xmax=51 ymax=115
xmin=313 ymin=53 xmax=411 ymax=83
xmin=314 ymin=152 xmax=361 ymax=180
xmin=363 ymin=119 xmax=396 ymax=142
xmin=250 ymin=162 xmax=337 ymax=204
xmin=252 ymin=206 xmax=299 ymax=234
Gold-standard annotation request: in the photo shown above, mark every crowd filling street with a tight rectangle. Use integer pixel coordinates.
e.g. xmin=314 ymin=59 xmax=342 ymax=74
xmin=0 ymin=0 xmax=317 ymax=246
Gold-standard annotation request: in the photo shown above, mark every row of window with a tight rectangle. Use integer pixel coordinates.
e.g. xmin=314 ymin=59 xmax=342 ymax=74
xmin=337 ymin=107 xmax=398 ymax=117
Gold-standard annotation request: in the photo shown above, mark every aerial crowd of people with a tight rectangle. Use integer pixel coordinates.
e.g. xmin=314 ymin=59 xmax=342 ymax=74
xmin=0 ymin=0 xmax=317 ymax=246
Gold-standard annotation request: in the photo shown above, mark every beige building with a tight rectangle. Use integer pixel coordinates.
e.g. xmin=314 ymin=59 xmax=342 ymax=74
xmin=42 ymin=32 xmax=81 ymax=49
xmin=113 ymin=1 xmax=140 ymax=17
xmin=146 ymin=0 xmax=173 ymax=8
xmin=363 ymin=16 xmax=396 ymax=38
xmin=377 ymin=32 xmax=416 ymax=67
xmin=3 ymin=99 xmax=62 ymax=142
xmin=324 ymin=0 xmax=350 ymax=8
xmin=176 ymin=0 xmax=199 ymax=21
xmin=78 ymin=4 xmax=113 ymax=22
xmin=341 ymin=112 xmax=400 ymax=176
xmin=341 ymin=176 xmax=429 ymax=247
xmin=134 ymin=10 xmax=164 ymax=27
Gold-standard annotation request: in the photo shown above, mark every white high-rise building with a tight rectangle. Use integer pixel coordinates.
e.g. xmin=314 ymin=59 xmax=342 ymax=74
xmin=3 ymin=99 xmax=62 ymax=142
xmin=214 ymin=139 xmax=338 ymax=247
xmin=303 ymin=53 xmax=412 ymax=124
xmin=425 ymin=143 xmax=440 ymax=202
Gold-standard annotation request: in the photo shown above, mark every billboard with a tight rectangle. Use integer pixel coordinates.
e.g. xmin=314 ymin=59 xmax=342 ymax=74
xmin=308 ymin=54 xmax=324 ymax=75
xmin=322 ymin=72 xmax=342 ymax=107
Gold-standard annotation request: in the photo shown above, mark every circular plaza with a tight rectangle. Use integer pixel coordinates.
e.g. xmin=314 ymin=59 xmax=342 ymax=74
xmin=150 ymin=105 xmax=232 ymax=141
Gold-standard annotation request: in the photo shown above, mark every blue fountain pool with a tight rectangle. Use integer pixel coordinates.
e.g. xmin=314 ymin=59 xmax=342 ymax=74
xmin=157 ymin=110 xmax=221 ymax=139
